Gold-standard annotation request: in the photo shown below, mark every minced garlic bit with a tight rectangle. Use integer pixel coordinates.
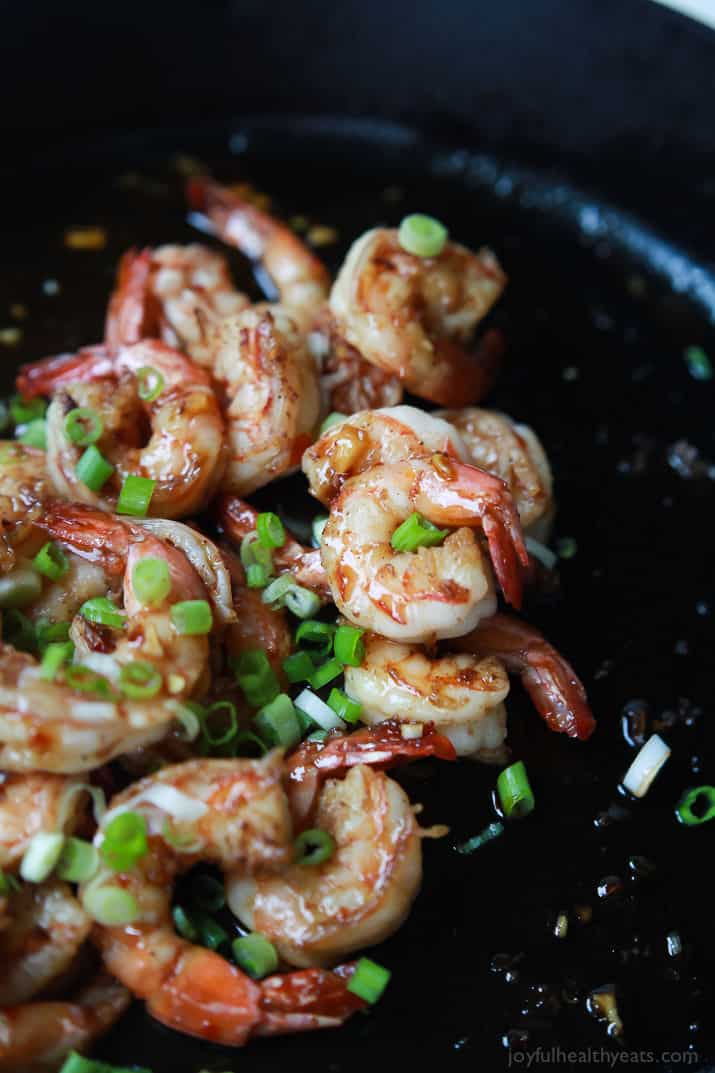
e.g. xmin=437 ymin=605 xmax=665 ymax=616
xmin=64 ymin=227 xmax=108 ymax=251
xmin=0 ymin=327 xmax=21 ymax=346
xmin=307 ymin=224 xmax=338 ymax=247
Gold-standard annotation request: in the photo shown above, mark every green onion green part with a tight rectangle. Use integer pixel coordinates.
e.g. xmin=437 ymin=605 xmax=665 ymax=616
xmin=116 ymin=474 xmax=156 ymax=517
xmin=59 ymin=1050 xmax=152 ymax=1073
xmin=20 ymin=831 xmax=65 ymax=882
xmin=311 ymin=514 xmax=328 ymax=547
xmin=455 ymin=821 xmax=505 ymax=855
xmin=131 ymin=556 xmax=171 ymax=607
xmin=75 ymin=444 xmax=115 ymax=492
xmin=136 ymin=365 xmax=165 ymax=402
xmin=293 ymin=827 xmax=336 ymax=866
xmin=232 ymin=932 xmax=279 ymax=979
xmin=18 ymin=418 xmax=47 ymax=449
xmin=256 ymin=511 xmax=286 ymax=549
xmin=82 ymin=885 xmax=139 ymax=926
xmin=100 ymin=810 xmax=149 ymax=872
xmin=201 ymin=700 xmax=239 ymax=749
xmin=295 ymin=619 xmax=335 ymax=658
xmin=232 ymin=649 xmax=280 ymax=708
xmin=240 ymin=531 xmax=273 ymax=574
xmin=10 ymin=395 xmax=46 ymax=425
xmin=333 ymin=624 xmax=365 ymax=667
xmin=346 ymin=956 xmax=392 ymax=1004
xmin=64 ymin=664 xmax=116 ymax=699
xmin=40 ymin=640 xmax=75 ymax=680
xmin=56 ymin=837 xmax=99 ymax=883
xmin=496 ymin=760 xmax=535 ymax=820
xmin=327 ymin=687 xmax=362 ymax=724
xmin=33 ymin=541 xmax=70 ymax=582
xmin=246 ymin=562 xmax=269 ymax=589
xmin=391 ymin=511 xmax=448 ymax=553
xmin=308 ymin=657 xmax=343 ymax=690
xmin=3 ymin=609 xmax=37 ymax=653
xmin=254 ymin=692 xmax=302 ymax=749
xmin=118 ymin=660 xmax=162 ymax=700
xmin=172 ymin=904 xmax=199 ymax=941
xmin=170 ymin=599 xmax=213 ymax=636
xmin=282 ymin=650 xmax=315 ymax=683
xmin=675 ymin=785 xmax=715 ymax=826
xmin=64 ymin=407 xmax=103 ymax=446
xmin=318 ymin=412 xmax=347 ymax=436
xmin=398 ymin=213 xmax=448 ymax=258
xmin=80 ymin=596 xmax=126 ymax=630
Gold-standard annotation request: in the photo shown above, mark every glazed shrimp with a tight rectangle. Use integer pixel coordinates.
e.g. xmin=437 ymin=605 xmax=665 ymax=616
xmin=217 ymin=494 xmax=331 ymax=602
xmin=453 ymin=613 xmax=596 ymax=740
xmin=302 ymin=404 xmax=468 ymax=506
xmin=0 ymin=505 xmax=212 ymax=772
xmin=345 ymin=633 xmax=510 ymax=760
xmin=0 ymin=444 xmax=48 ymax=572
xmin=321 ymin=456 xmax=528 ymax=642
xmin=228 ymin=765 xmax=424 ymax=968
xmin=0 ymin=774 xmax=85 ymax=870
xmin=105 ymin=245 xmax=249 ymax=365
xmin=330 ymin=227 xmax=507 ymax=405
xmin=22 ymin=340 xmax=226 ymax=518
xmin=85 ymin=756 xmax=364 ymax=1044
xmin=211 ymin=306 xmax=320 ymax=495
xmin=221 ymin=545 xmax=292 ymax=677
xmin=311 ymin=308 xmax=403 ymax=414
xmin=437 ymin=408 xmax=554 ymax=539
xmin=0 ymin=973 xmax=130 ymax=1072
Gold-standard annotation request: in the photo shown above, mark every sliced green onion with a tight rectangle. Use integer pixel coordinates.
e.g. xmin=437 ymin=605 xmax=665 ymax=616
xmin=59 ymin=1051 xmax=152 ymax=1073
xmin=119 ymin=660 xmax=162 ymax=700
xmin=232 ymin=932 xmax=279 ymax=979
xmin=173 ymin=904 xmax=199 ymax=941
xmin=163 ymin=820 xmax=203 ymax=854
xmin=391 ymin=511 xmax=448 ymax=553
xmin=201 ymin=700 xmax=238 ymax=748
xmin=64 ymin=407 xmax=103 ymax=446
xmin=169 ymin=699 xmax=202 ymax=742
xmin=33 ymin=541 xmax=70 ymax=582
xmin=327 ymin=687 xmax=362 ymax=724
xmin=189 ymin=873 xmax=225 ymax=912
xmin=192 ymin=908 xmax=228 ymax=951
xmin=675 ymin=785 xmax=715 ymax=826
xmin=20 ymin=831 xmax=65 ymax=882
xmin=455 ymin=821 xmax=504 ymax=855
xmin=294 ymin=687 xmax=346 ymax=732
xmin=0 ymin=869 xmax=21 ymax=896
xmin=254 ymin=693 xmax=302 ymax=749
xmin=10 ymin=395 xmax=46 ymax=425
xmin=557 ymin=536 xmax=578 ymax=560
xmin=232 ymin=649 xmax=280 ymax=708
xmin=56 ymin=782 xmax=107 ymax=830
xmin=684 ymin=345 xmax=712 ymax=382
xmin=282 ymin=650 xmax=315 ymax=683
xmin=116 ymin=474 xmax=156 ymax=517
xmin=308 ymin=657 xmax=343 ymax=690
xmin=18 ymin=418 xmax=46 ymax=448
xmin=82 ymin=885 xmax=139 ymax=926
xmin=246 ymin=563 xmax=269 ymax=589
xmin=64 ymin=664 xmax=116 ymax=699
xmin=40 ymin=640 xmax=75 ymax=680
xmin=318 ymin=411 xmax=347 ymax=436
xmin=524 ymin=536 xmax=557 ymax=571
xmin=0 ymin=567 xmax=42 ymax=609
xmin=80 ymin=596 xmax=126 ymax=630
xmin=497 ymin=760 xmax=535 ymax=819
xmin=398 ymin=213 xmax=448 ymax=258
xmin=293 ymin=827 xmax=336 ymax=866
xmin=56 ymin=837 xmax=99 ymax=883
xmin=75 ymin=444 xmax=115 ymax=492
xmin=170 ymin=599 xmax=213 ymax=636
xmin=262 ymin=575 xmax=320 ymax=618
xmin=295 ymin=619 xmax=335 ymax=658
xmin=233 ymin=730 xmax=269 ymax=757
xmin=100 ymin=811 xmax=148 ymax=872
xmin=333 ymin=624 xmax=365 ymax=667
xmin=131 ymin=556 xmax=171 ymax=607
xmin=136 ymin=365 xmax=165 ymax=402
xmin=622 ymin=734 xmax=671 ymax=798
xmin=306 ymin=729 xmax=328 ymax=743
xmin=311 ymin=514 xmax=328 ymax=547
xmin=256 ymin=511 xmax=286 ymax=549
xmin=347 ymin=957 xmax=391 ymax=1004
xmin=36 ymin=619 xmax=71 ymax=652
xmin=240 ymin=531 xmax=273 ymax=573
xmin=3 ymin=609 xmax=37 ymax=652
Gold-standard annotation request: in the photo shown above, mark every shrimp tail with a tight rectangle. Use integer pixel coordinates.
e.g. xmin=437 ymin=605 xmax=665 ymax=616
xmin=457 ymin=613 xmax=596 ymax=740
xmin=256 ymin=964 xmax=365 ymax=1037
xmin=15 ymin=345 xmax=112 ymax=400
xmin=430 ymin=327 xmax=505 ymax=407
xmin=36 ymin=500 xmax=130 ymax=575
xmin=105 ymin=247 xmax=157 ymax=349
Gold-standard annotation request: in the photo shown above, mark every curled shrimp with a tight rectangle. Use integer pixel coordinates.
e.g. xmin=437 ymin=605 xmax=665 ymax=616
xmin=211 ymin=306 xmax=320 ymax=495
xmin=0 ymin=444 xmax=48 ymax=572
xmin=0 ymin=773 xmax=85 ymax=870
xmin=187 ymin=177 xmax=330 ymax=329
xmin=85 ymin=756 xmax=364 ymax=1044
xmin=105 ymin=244 xmax=249 ymax=365
xmin=302 ymin=404 xmax=468 ymax=506
xmin=454 ymin=613 xmax=595 ymax=740
xmin=0 ymin=505 xmax=212 ymax=772
xmin=321 ymin=455 xmax=528 ymax=642
xmin=217 ymin=494 xmax=331 ymax=603
xmin=437 ymin=408 xmax=554 ymax=539
xmin=20 ymin=340 xmax=226 ymax=518
xmin=345 ymin=633 xmax=510 ymax=760
xmin=0 ymin=973 xmax=130 ymax=1072
xmin=228 ymin=764 xmax=423 ymax=968
xmin=310 ymin=308 xmax=403 ymax=414
xmin=330 ymin=227 xmax=506 ymax=405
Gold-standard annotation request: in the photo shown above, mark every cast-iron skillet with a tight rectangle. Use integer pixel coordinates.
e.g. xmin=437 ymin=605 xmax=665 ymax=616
xmin=1 ymin=112 xmax=713 ymax=1072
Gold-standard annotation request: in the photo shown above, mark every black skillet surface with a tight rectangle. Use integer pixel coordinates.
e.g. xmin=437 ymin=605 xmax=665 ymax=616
xmin=1 ymin=117 xmax=714 ymax=1072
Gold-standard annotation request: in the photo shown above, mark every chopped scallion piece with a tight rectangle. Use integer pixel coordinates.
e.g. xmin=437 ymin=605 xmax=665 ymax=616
xmin=64 ymin=407 xmax=103 ymax=446
xmin=256 ymin=511 xmax=286 ymax=549
xmin=497 ymin=761 xmax=535 ymax=819
xmin=136 ymin=365 xmax=165 ymax=402
xmin=294 ymin=687 xmax=346 ymax=732
xmin=0 ymin=567 xmax=42 ymax=609
xmin=295 ymin=619 xmax=335 ymax=658
xmin=116 ymin=474 xmax=156 ymax=517
xmin=622 ymin=734 xmax=670 ymax=798
xmin=398 ymin=213 xmax=448 ymax=258
xmin=64 ymin=664 xmax=116 ymax=699
xmin=333 ymin=624 xmax=365 ymax=667
xmin=318 ymin=411 xmax=348 ymax=436
xmin=201 ymin=700 xmax=239 ymax=749
xmin=18 ymin=418 xmax=46 ymax=448
xmin=100 ymin=811 xmax=148 ymax=872
xmin=0 ymin=869 xmax=21 ymax=896
xmin=232 ymin=932 xmax=279 ymax=979
xmin=80 ymin=596 xmax=126 ymax=629
xmin=306 ymin=728 xmax=328 ymax=743
xmin=191 ymin=908 xmax=228 ymax=951
xmin=391 ymin=511 xmax=448 ymax=553
xmin=240 ymin=531 xmax=273 ymax=573
xmin=36 ymin=619 xmax=71 ymax=652
xmin=675 ymin=785 xmax=715 ymax=826
xmin=56 ymin=837 xmax=99 ymax=883
xmin=294 ymin=827 xmax=335 ymax=866
xmin=172 ymin=904 xmax=199 ymax=941
xmin=132 ymin=556 xmax=171 ymax=606
xmin=75 ymin=444 xmax=115 ymax=492
xmin=82 ymin=885 xmax=138 ymax=926
xmin=327 ymin=687 xmax=362 ymax=724
xmin=261 ymin=574 xmax=320 ymax=617
xmin=20 ymin=831 xmax=65 ymax=882
xmin=282 ymin=650 xmax=315 ymax=683
xmin=311 ymin=514 xmax=328 ymax=547
xmin=246 ymin=562 xmax=269 ymax=588
xmin=170 ymin=599 xmax=213 ymax=636
xmin=455 ymin=821 xmax=504 ymax=855
xmin=33 ymin=541 xmax=70 ymax=582
xmin=308 ymin=657 xmax=343 ymax=690
xmin=254 ymin=693 xmax=301 ymax=748
xmin=40 ymin=640 xmax=75 ymax=679
xmin=59 ymin=1051 xmax=152 ymax=1073
xmin=118 ymin=660 xmax=162 ymax=700
xmin=10 ymin=395 xmax=46 ymax=425
xmin=232 ymin=649 xmax=280 ymax=708
xmin=346 ymin=957 xmax=391 ymax=1004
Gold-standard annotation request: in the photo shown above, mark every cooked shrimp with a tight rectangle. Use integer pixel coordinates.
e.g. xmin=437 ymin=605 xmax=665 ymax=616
xmin=105 ymin=245 xmax=249 ymax=365
xmin=22 ymin=340 xmax=226 ymax=518
xmin=0 ymin=774 xmax=85 ymax=869
xmin=86 ymin=755 xmax=364 ymax=1044
xmin=285 ymin=719 xmax=456 ymax=829
xmin=228 ymin=765 xmax=423 ymax=968
xmin=345 ymin=633 xmax=510 ymax=760
xmin=0 ymin=505 xmax=212 ymax=772
xmin=453 ymin=613 xmax=596 ymax=740
xmin=0 ymin=444 xmax=48 ymax=572
xmin=221 ymin=545 xmax=292 ymax=677
xmin=217 ymin=494 xmax=331 ymax=602
xmin=321 ymin=455 xmax=528 ymax=642
xmin=211 ymin=306 xmax=320 ymax=495
xmin=0 ymin=973 xmax=130 ymax=1072
xmin=187 ymin=177 xmax=330 ymax=329
xmin=302 ymin=404 xmax=468 ymax=506
xmin=330 ymin=227 xmax=506 ymax=405
xmin=310 ymin=308 xmax=403 ymax=414
xmin=437 ymin=408 xmax=554 ymax=538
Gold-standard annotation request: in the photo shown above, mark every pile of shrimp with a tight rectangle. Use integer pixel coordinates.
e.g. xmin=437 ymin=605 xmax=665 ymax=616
xmin=0 ymin=177 xmax=595 ymax=1070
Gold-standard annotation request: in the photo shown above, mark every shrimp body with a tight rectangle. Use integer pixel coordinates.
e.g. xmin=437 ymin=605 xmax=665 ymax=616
xmin=302 ymin=404 xmax=468 ymax=506
xmin=330 ymin=228 xmax=506 ymax=405
xmin=86 ymin=756 xmax=363 ymax=1044
xmin=212 ymin=307 xmax=320 ymax=495
xmin=438 ymin=408 xmax=554 ymax=538
xmin=0 ymin=773 xmax=84 ymax=869
xmin=311 ymin=308 xmax=403 ymax=415
xmin=321 ymin=456 xmax=528 ymax=642
xmin=345 ymin=633 xmax=509 ymax=760
xmin=0 ymin=444 xmax=48 ymax=572
xmin=228 ymin=765 xmax=422 ymax=968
